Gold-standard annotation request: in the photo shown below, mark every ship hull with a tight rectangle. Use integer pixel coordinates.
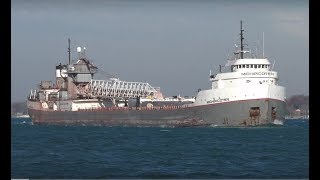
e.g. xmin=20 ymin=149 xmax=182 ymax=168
xmin=28 ymin=98 xmax=286 ymax=127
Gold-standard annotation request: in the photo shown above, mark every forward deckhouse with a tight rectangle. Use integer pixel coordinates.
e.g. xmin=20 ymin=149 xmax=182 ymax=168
xmin=209 ymin=57 xmax=279 ymax=89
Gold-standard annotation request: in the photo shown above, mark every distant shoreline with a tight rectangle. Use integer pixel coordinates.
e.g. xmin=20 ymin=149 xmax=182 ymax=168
xmin=285 ymin=115 xmax=309 ymax=120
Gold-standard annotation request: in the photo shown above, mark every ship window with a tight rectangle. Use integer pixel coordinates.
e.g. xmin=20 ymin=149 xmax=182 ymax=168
xmin=242 ymin=65 xmax=245 ymax=68
xmin=250 ymin=64 xmax=253 ymax=68
xmin=262 ymin=65 xmax=264 ymax=68
xmin=232 ymin=65 xmax=237 ymax=71
xmin=258 ymin=65 xmax=261 ymax=68
xmin=254 ymin=65 xmax=257 ymax=68
xmin=246 ymin=65 xmax=249 ymax=68
xmin=239 ymin=65 xmax=241 ymax=69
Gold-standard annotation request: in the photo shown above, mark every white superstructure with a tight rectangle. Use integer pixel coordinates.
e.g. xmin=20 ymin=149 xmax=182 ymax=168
xmin=193 ymin=21 xmax=285 ymax=107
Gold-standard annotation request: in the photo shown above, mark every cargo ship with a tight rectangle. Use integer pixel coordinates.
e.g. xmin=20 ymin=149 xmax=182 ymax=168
xmin=27 ymin=21 xmax=286 ymax=127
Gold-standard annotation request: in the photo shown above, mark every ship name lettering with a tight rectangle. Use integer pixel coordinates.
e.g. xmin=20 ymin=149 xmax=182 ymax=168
xmin=241 ymin=72 xmax=275 ymax=76
xmin=206 ymin=97 xmax=230 ymax=104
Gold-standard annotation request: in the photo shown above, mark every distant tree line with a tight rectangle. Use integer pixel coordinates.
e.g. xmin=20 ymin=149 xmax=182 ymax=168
xmin=11 ymin=101 xmax=28 ymax=115
xmin=285 ymin=95 xmax=309 ymax=113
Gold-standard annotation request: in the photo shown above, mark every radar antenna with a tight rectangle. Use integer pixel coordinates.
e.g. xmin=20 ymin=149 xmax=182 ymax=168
xmin=77 ymin=47 xmax=82 ymax=59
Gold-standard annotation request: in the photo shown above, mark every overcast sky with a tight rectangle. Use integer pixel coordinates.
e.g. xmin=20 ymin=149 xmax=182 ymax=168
xmin=11 ymin=0 xmax=308 ymax=102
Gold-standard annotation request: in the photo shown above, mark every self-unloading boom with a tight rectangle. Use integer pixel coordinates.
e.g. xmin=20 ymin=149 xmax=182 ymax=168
xmin=87 ymin=79 xmax=157 ymax=98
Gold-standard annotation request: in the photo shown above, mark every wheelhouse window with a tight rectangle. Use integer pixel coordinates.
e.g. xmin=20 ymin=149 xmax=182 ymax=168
xmin=242 ymin=65 xmax=245 ymax=68
xmin=246 ymin=65 xmax=249 ymax=68
xmin=254 ymin=65 xmax=257 ymax=68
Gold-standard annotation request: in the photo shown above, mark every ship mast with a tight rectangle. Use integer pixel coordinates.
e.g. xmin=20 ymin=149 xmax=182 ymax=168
xmin=68 ymin=38 xmax=71 ymax=65
xmin=240 ymin=20 xmax=244 ymax=59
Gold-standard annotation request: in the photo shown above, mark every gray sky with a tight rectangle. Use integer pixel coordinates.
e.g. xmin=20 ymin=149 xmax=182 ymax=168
xmin=11 ymin=0 xmax=309 ymax=102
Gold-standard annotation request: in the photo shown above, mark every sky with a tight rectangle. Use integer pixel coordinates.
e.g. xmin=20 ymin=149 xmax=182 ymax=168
xmin=11 ymin=0 xmax=309 ymax=102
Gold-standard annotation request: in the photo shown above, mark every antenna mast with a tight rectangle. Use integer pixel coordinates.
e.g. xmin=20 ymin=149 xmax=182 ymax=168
xmin=240 ymin=20 xmax=244 ymax=59
xmin=68 ymin=38 xmax=71 ymax=65
xmin=263 ymin=32 xmax=265 ymax=58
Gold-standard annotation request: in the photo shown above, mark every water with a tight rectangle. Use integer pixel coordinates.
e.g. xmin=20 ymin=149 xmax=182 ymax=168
xmin=11 ymin=118 xmax=309 ymax=179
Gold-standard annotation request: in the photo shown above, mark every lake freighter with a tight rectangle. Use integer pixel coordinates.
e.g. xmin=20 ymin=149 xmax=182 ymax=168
xmin=27 ymin=21 xmax=286 ymax=127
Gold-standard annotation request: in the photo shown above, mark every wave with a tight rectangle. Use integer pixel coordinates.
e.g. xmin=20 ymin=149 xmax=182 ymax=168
xmin=273 ymin=119 xmax=284 ymax=125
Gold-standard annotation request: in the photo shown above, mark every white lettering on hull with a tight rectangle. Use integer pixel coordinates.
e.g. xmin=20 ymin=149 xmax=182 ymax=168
xmin=206 ymin=97 xmax=230 ymax=104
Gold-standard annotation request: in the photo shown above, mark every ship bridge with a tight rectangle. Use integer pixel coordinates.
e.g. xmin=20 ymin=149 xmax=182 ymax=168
xmin=86 ymin=78 xmax=157 ymax=99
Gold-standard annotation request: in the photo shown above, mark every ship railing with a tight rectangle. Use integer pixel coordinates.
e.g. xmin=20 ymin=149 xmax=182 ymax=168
xmin=87 ymin=79 xmax=157 ymax=98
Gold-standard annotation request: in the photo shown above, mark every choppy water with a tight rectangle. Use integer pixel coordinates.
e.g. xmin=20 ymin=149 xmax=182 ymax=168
xmin=11 ymin=118 xmax=309 ymax=179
